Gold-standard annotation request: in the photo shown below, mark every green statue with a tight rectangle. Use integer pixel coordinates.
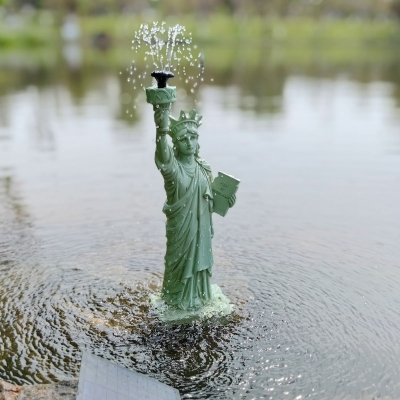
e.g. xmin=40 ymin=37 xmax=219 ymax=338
xmin=146 ymin=73 xmax=238 ymax=314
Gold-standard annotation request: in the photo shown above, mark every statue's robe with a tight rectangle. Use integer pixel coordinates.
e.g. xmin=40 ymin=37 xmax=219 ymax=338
xmin=155 ymin=147 xmax=214 ymax=310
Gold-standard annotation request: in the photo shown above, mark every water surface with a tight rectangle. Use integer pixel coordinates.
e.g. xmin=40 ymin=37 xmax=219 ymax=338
xmin=0 ymin=45 xmax=400 ymax=399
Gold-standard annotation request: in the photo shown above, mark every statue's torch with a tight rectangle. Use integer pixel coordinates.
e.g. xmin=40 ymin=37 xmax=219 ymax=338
xmin=146 ymin=71 xmax=177 ymax=132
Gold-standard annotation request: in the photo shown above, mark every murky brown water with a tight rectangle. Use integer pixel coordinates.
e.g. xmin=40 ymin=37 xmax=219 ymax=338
xmin=1 ymin=45 xmax=400 ymax=399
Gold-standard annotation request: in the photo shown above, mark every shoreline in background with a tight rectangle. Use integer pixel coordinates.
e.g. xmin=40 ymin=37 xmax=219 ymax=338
xmin=1 ymin=14 xmax=400 ymax=49
xmin=1 ymin=41 xmax=400 ymax=124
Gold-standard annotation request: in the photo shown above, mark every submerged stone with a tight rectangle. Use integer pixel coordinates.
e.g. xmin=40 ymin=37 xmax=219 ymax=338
xmin=0 ymin=380 xmax=77 ymax=400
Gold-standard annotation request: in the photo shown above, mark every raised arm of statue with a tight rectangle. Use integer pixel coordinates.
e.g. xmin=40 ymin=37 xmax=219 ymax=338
xmin=154 ymin=106 xmax=172 ymax=165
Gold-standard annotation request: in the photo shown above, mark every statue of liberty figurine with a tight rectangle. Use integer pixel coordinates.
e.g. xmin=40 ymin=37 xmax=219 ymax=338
xmin=147 ymin=75 xmax=238 ymax=318
xmin=153 ymin=106 xmax=236 ymax=313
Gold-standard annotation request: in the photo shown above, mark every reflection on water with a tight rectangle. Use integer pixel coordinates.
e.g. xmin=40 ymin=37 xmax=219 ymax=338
xmin=0 ymin=45 xmax=400 ymax=398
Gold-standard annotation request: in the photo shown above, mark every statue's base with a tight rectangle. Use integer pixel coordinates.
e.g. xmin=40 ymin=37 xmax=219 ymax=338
xmin=149 ymin=284 xmax=234 ymax=324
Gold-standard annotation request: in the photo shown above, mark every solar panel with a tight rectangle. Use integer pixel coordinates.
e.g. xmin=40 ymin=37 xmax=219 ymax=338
xmin=76 ymin=352 xmax=180 ymax=400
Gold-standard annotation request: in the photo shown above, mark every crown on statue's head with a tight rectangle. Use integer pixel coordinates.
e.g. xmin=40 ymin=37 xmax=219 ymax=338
xmin=169 ymin=109 xmax=202 ymax=139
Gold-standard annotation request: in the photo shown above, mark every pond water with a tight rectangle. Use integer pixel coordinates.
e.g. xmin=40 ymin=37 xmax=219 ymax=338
xmin=0 ymin=45 xmax=400 ymax=399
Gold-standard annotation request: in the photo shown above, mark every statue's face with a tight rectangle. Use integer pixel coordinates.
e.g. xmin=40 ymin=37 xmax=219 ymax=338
xmin=175 ymin=129 xmax=198 ymax=156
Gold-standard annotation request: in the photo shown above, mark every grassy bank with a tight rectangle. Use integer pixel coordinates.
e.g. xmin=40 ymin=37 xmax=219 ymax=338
xmin=2 ymin=38 xmax=400 ymax=72
xmin=81 ymin=14 xmax=400 ymax=46
xmin=1 ymin=14 xmax=400 ymax=49
xmin=0 ymin=26 xmax=54 ymax=48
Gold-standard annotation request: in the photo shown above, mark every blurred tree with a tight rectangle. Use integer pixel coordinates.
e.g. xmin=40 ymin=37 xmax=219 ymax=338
xmin=42 ymin=0 xmax=135 ymax=14
xmin=391 ymin=0 xmax=400 ymax=18
xmin=1 ymin=0 xmax=394 ymax=17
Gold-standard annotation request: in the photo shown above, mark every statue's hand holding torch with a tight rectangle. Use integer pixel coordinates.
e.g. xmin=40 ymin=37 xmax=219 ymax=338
xmin=154 ymin=104 xmax=171 ymax=134
xmin=146 ymin=70 xmax=177 ymax=135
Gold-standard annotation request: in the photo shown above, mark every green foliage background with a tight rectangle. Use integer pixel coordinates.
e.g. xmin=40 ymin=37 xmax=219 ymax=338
xmin=0 ymin=0 xmax=399 ymax=17
xmin=0 ymin=0 xmax=400 ymax=49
